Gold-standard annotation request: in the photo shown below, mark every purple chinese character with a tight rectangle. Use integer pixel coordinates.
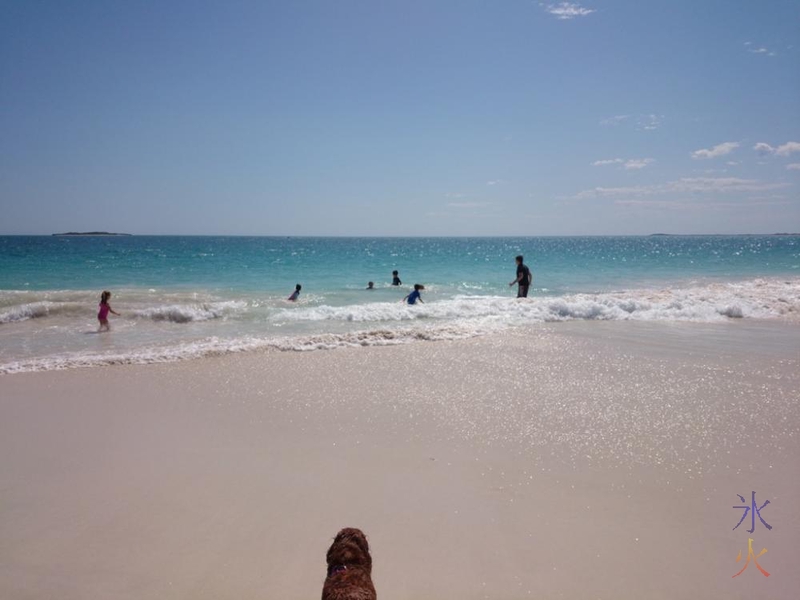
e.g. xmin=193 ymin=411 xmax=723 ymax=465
xmin=733 ymin=491 xmax=772 ymax=534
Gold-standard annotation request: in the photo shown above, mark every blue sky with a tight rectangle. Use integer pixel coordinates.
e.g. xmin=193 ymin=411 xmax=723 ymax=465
xmin=2 ymin=0 xmax=799 ymax=235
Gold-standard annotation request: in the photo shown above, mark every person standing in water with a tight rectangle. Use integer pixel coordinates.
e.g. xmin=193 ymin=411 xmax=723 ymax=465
xmin=509 ymin=255 xmax=532 ymax=298
xmin=391 ymin=270 xmax=402 ymax=286
xmin=97 ymin=290 xmax=120 ymax=331
xmin=288 ymin=284 xmax=302 ymax=301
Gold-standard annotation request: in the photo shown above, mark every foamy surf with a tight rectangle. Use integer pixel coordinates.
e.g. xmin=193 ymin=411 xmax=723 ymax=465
xmin=0 ymin=324 xmax=495 ymax=374
xmin=0 ymin=301 xmax=89 ymax=324
xmin=1 ymin=277 xmax=798 ymax=374
xmin=274 ymin=278 xmax=800 ymax=325
xmin=132 ymin=301 xmax=248 ymax=323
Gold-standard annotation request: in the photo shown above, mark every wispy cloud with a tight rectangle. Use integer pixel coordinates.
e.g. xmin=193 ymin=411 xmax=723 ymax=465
xmin=542 ymin=2 xmax=595 ymax=20
xmin=574 ymin=177 xmax=790 ymax=199
xmin=691 ymin=142 xmax=740 ymax=160
xmin=787 ymin=163 xmax=800 ymax=171
xmin=447 ymin=201 xmax=493 ymax=209
xmin=599 ymin=115 xmax=629 ymax=126
xmin=623 ymin=158 xmax=655 ymax=170
xmin=592 ymin=158 xmax=655 ymax=170
xmin=636 ymin=114 xmax=663 ymax=131
xmin=599 ymin=113 xmax=663 ymax=131
xmin=775 ymin=142 xmax=799 ymax=156
xmin=753 ymin=142 xmax=774 ymax=155
xmin=753 ymin=141 xmax=800 ymax=156
xmin=486 ymin=180 xmax=506 ymax=186
xmin=615 ymin=198 xmax=790 ymax=210
xmin=745 ymin=42 xmax=777 ymax=56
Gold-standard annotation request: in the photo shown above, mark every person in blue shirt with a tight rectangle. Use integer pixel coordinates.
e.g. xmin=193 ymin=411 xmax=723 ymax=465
xmin=403 ymin=284 xmax=425 ymax=305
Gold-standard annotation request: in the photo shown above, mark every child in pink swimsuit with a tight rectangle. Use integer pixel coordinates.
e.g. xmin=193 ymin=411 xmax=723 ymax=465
xmin=97 ymin=290 xmax=120 ymax=331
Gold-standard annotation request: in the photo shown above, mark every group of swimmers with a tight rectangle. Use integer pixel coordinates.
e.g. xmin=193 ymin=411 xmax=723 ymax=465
xmin=287 ymin=270 xmax=426 ymax=305
xmin=98 ymin=256 xmax=532 ymax=331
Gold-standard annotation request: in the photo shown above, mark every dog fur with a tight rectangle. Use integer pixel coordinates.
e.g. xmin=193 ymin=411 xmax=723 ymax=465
xmin=321 ymin=528 xmax=376 ymax=600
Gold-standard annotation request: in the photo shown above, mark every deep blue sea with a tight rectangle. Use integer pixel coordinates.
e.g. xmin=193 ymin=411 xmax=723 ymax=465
xmin=1 ymin=235 xmax=798 ymax=373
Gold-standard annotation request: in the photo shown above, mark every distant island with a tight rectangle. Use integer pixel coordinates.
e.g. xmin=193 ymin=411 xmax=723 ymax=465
xmin=52 ymin=232 xmax=132 ymax=236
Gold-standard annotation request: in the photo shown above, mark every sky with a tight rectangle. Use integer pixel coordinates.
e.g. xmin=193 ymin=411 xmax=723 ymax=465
xmin=1 ymin=0 xmax=799 ymax=236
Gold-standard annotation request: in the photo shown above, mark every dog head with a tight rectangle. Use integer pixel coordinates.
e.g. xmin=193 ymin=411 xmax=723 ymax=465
xmin=322 ymin=528 xmax=376 ymax=600
xmin=326 ymin=527 xmax=372 ymax=576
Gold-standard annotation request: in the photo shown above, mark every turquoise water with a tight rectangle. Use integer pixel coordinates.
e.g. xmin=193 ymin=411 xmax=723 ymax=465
xmin=2 ymin=235 xmax=799 ymax=293
xmin=1 ymin=235 xmax=799 ymax=373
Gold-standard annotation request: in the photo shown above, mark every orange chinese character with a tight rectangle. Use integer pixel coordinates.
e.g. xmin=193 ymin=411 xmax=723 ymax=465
xmin=732 ymin=538 xmax=770 ymax=578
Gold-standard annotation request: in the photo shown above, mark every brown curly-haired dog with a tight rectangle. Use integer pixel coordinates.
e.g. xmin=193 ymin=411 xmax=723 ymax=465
xmin=321 ymin=528 xmax=377 ymax=600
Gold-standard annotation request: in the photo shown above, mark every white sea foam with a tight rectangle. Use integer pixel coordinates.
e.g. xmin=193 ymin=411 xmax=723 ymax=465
xmin=1 ymin=278 xmax=797 ymax=374
xmin=275 ymin=279 xmax=800 ymax=325
xmin=0 ymin=301 xmax=86 ymax=324
xmin=0 ymin=324 xmax=493 ymax=374
xmin=132 ymin=301 xmax=247 ymax=323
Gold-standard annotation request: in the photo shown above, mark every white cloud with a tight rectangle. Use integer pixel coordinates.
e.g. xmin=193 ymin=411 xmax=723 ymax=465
xmin=615 ymin=199 xmax=790 ymax=210
xmin=745 ymin=43 xmax=776 ymax=56
xmin=753 ymin=142 xmax=775 ymax=155
xmin=486 ymin=180 xmax=506 ymax=186
xmin=447 ymin=201 xmax=492 ymax=209
xmin=753 ymin=141 xmax=800 ymax=156
xmin=599 ymin=115 xmax=629 ymax=126
xmin=599 ymin=113 xmax=663 ymax=131
xmin=624 ymin=158 xmax=655 ymax=170
xmin=575 ymin=177 xmax=790 ymax=199
xmin=787 ymin=163 xmax=800 ymax=171
xmin=726 ymin=161 xmax=741 ymax=166
xmin=776 ymin=142 xmax=800 ymax=156
xmin=542 ymin=2 xmax=595 ymax=20
xmin=636 ymin=114 xmax=663 ymax=131
xmin=445 ymin=192 xmax=465 ymax=199
xmin=691 ymin=142 xmax=740 ymax=160
xmin=591 ymin=158 xmax=655 ymax=169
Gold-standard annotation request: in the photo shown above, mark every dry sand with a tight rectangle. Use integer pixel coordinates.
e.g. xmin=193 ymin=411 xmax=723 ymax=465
xmin=1 ymin=321 xmax=799 ymax=599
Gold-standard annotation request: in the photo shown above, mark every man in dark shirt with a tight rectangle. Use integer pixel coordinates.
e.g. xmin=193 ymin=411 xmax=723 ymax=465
xmin=509 ymin=255 xmax=532 ymax=298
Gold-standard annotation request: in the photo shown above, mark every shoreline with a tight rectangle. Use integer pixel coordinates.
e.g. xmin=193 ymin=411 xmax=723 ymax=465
xmin=2 ymin=321 xmax=798 ymax=598
xmin=2 ymin=315 xmax=799 ymax=377
xmin=3 ymin=274 xmax=799 ymax=375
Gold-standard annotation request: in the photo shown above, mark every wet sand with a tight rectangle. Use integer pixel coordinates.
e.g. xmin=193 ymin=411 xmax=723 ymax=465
xmin=1 ymin=321 xmax=799 ymax=599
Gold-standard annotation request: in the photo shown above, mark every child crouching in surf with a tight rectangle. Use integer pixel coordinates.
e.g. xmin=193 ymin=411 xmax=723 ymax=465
xmin=403 ymin=284 xmax=425 ymax=305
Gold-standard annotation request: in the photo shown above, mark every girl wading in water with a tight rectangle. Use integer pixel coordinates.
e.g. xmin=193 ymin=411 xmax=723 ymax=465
xmin=97 ymin=290 xmax=120 ymax=331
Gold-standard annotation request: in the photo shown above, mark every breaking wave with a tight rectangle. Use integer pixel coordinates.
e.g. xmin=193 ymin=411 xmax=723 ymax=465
xmin=274 ymin=279 xmax=799 ymax=325
xmin=0 ymin=301 xmax=85 ymax=324
xmin=1 ymin=278 xmax=798 ymax=374
xmin=132 ymin=301 xmax=247 ymax=323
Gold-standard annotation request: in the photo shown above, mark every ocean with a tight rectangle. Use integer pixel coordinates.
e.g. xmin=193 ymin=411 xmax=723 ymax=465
xmin=1 ymin=235 xmax=798 ymax=373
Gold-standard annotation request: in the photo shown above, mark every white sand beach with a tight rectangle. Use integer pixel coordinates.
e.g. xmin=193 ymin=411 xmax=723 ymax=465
xmin=1 ymin=321 xmax=799 ymax=599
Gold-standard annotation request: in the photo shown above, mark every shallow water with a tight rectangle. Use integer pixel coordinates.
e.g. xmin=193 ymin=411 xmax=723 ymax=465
xmin=1 ymin=235 xmax=798 ymax=373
